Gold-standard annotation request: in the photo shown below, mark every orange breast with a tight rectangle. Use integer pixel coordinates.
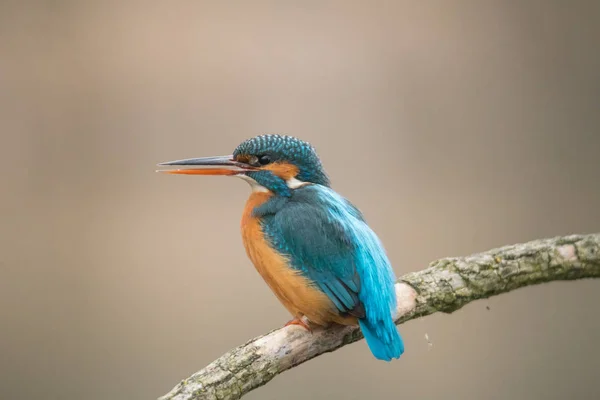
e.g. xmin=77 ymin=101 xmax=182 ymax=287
xmin=240 ymin=192 xmax=355 ymax=326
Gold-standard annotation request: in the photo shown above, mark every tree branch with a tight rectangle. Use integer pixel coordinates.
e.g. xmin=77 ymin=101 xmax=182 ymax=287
xmin=159 ymin=233 xmax=600 ymax=400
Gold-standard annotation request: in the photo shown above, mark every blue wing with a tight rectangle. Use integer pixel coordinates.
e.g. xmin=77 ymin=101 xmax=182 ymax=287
xmin=256 ymin=185 xmax=404 ymax=360
xmin=259 ymin=190 xmax=365 ymax=317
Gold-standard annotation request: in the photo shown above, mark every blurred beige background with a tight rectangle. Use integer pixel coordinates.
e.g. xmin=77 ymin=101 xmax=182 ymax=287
xmin=1 ymin=1 xmax=599 ymax=399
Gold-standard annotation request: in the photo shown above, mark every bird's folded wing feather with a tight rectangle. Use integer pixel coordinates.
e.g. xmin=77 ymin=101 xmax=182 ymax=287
xmin=260 ymin=189 xmax=366 ymax=318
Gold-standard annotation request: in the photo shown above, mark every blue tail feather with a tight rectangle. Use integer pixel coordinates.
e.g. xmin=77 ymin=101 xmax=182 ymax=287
xmin=359 ymin=318 xmax=404 ymax=361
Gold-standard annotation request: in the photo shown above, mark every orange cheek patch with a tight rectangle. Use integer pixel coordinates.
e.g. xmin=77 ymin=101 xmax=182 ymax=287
xmin=264 ymin=162 xmax=299 ymax=180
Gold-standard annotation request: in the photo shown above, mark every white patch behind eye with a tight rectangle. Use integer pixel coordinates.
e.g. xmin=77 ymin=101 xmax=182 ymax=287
xmin=236 ymin=174 xmax=269 ymax=193
xmin=286 ymin=177 xmax=309 ymax=189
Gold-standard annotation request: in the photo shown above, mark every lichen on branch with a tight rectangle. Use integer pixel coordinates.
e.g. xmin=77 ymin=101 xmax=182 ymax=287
xmin=159 ymin=233 xmax=600 ymax=400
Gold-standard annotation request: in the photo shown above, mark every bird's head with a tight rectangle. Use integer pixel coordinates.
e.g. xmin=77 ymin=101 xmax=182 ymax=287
xmin=158 ymin=135 xmax=330 ymax=196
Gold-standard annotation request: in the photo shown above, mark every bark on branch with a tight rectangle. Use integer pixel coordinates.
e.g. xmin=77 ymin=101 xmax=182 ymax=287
xmin=159 ymin=233 xmax=600 ymax=400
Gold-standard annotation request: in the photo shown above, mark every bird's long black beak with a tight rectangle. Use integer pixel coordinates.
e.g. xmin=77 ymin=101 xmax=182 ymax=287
xmin=157 ymin=155 xmax=256 ymax=176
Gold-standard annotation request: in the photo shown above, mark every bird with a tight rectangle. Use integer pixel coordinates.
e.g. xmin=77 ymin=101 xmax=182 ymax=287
xmin=158 ymin=134 xmax=404 ymax=361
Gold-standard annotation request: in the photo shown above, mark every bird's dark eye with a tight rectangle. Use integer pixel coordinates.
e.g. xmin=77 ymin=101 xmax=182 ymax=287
xmin=258 ymin=155 xmax=271 ymax=165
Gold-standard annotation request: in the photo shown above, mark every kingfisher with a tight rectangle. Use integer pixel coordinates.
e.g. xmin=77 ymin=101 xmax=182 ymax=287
xmin=158 ymin=135 xmax=404 ymax=361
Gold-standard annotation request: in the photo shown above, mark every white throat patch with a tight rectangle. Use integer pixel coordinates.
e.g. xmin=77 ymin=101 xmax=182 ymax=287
xmin=235 ymin=175 xmax=310 ymax=193
xmin=236 ymin=174 xmax=269 ymax=193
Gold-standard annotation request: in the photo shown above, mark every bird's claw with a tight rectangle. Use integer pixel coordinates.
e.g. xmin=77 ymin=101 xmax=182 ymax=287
xmin=284 ymin=316 xmax=312 ymax=333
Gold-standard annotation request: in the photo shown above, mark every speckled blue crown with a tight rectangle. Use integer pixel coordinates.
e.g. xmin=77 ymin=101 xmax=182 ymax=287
xmin=233 ymin=135 xmax=330 ymax=187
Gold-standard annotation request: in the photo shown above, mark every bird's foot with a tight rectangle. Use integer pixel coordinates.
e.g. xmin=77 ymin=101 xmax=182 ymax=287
xmin=284 ymin=316 xmax=312 ymax=333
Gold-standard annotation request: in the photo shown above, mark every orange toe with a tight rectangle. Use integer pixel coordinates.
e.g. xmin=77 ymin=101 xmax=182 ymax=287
xmin=284 ymin=317 xmax=312 ymax=332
